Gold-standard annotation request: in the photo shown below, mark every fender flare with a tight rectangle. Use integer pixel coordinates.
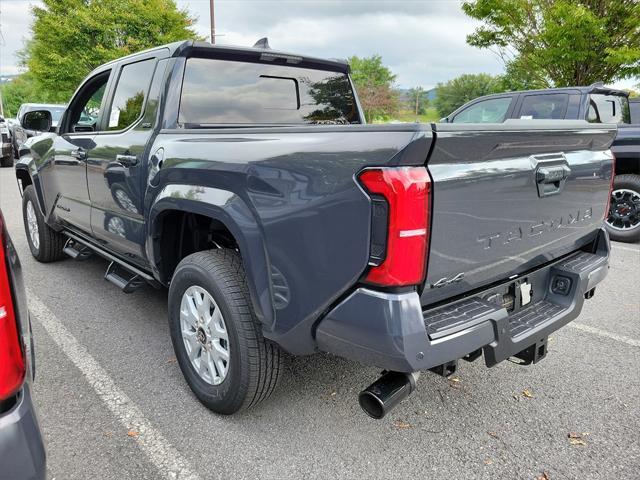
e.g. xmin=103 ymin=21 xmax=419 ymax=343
xmin=15 ymin=158 xmax=47 ymax=216
xmin=147 ymin=184 xmax=275 ymax=329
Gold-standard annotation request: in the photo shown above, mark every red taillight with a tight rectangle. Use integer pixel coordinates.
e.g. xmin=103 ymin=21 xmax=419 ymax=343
xmin=358 ymin=167 xmax=431 ymax=286
xmin=0 ymin=212 xmax=25 ymax=401
xmin=605 ymin=154 xmax=616 ymax=220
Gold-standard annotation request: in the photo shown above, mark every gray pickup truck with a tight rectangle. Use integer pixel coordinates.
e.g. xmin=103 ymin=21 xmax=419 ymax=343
xmin=15 ymin=41 xmax=615 ymax=418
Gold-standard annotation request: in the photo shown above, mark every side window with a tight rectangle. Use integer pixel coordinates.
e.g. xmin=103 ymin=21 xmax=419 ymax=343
xmin=106 ymin=59 xmax=156 ymax=131
xmin=519 ymin=94 xmax=569 ymax=119
xmin=65 ymin=71 xmax=110 ymax=133
xmin=452 ymin=97 xmax=512 ymax=123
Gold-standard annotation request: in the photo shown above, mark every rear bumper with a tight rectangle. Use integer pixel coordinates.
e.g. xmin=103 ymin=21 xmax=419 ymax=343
xmin=0 ymin=384 xmax=46 ymax=480
xmin=316 ymin=228 xmax=610 ymax=372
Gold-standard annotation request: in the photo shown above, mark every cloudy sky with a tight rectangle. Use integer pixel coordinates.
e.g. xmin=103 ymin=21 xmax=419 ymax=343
xmin=1 ymin=0 xmax=637 ymax=90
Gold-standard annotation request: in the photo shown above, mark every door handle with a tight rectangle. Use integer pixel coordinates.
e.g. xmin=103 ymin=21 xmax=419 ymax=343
xmin=116 ymin=154 xmax=138 ymax=167
xmin=535 ymin=164 xmax=571 ymax=197
xmin=71 ymin=148 xmax=87 ymax=160
xmin=536 ymin=165 xmax=570 ymax=184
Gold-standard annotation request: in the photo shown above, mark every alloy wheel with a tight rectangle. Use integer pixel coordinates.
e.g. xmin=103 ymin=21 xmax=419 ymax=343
xmin=607 ymin=188 xmax=640 ymax=231
xmin=179 ymin=285 xmax=230 ymax=385
xmin=26 ymin=200 xmax=40 ymax=249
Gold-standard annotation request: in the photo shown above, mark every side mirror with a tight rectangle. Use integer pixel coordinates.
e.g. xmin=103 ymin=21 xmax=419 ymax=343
xmin=21 ymin=110 xmax=52 ymax=132
xmin=439 ymin=116 xmax=450 ymax=123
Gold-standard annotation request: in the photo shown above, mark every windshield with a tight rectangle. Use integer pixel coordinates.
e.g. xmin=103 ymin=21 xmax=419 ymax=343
xmin=49 ymin=108 xmax=66 ymax=122
xmin=588 ymin=94 xmax=630 ymax=124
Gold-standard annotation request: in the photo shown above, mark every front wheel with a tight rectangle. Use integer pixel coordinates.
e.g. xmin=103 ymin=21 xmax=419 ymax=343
xmin=605 ymin=174 xmax=640 ymax=243
xmin=168 ymin=249 xmax=282 ymax=414
xmin=0 ymin=155 xmax=12 ymax=168
xmin=22 ymin=185 xmax=66 ymax=262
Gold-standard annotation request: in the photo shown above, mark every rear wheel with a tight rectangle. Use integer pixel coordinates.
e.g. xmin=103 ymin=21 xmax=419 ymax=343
xmin=0 ymin=155 xmax=12 ymax=167
xmin=606 ymin=174 xmax=640 ymax=243
xmin=21 ymin=185 xmax=66 ymax=262
xmin=168 ymin=249 xmax=282 ymax=414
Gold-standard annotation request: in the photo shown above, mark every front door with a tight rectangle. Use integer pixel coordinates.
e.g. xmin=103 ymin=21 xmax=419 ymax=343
xmin=43 ymin=70 xmax=112 ymax=234
xmin=86 ymin=56 xmax=160 ymax=267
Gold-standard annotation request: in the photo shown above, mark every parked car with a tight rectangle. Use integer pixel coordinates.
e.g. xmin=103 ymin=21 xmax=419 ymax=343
xmin=0 ymin=117 xmax=12 ymax=167
xmin=0 ymin=208 xmax=46 ymax=478
xmin=6 ymin=118 xmax=27 ymax=162
xmin=8 ymin=104 xmax=66 ymax=161
xmin=441 ymin=84 xmax=640 ymax=242
xmin=630 ymin=98 xmax=640 ymax=124
xmin=15 ymin=40 xmax=615 ymax=418
xmin=16 ymin=104 xmax=66 ymax=131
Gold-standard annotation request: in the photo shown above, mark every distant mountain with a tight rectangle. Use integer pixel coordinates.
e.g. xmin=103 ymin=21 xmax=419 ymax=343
xmin=396 ymin=87 xmax=438 ymax=102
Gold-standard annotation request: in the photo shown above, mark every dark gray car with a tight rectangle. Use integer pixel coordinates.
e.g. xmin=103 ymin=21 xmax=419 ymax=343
xmin=0 ymin=209 xmax=46 ymax=479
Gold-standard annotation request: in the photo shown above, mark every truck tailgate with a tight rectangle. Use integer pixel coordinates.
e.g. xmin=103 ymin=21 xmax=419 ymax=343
xmin=422 ymin=121 xmax=616 ymax=306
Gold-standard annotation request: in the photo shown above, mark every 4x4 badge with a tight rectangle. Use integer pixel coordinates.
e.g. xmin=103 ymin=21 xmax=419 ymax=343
xmin=431 ymin=272 xmax=465 ymax=288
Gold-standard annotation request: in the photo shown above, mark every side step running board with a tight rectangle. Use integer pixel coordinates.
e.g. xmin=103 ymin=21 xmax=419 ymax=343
xmin=63 ymin=238 xmax=93 ymax=260
xmin=62 ymin=230 xmax=160 ymax=293
xmin=105 ymin=262 xmax=146 ymax=293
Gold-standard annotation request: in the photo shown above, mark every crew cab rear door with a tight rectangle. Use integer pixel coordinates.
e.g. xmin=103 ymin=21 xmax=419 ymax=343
xmin=86 ymin=52 xmax=169 ymax=267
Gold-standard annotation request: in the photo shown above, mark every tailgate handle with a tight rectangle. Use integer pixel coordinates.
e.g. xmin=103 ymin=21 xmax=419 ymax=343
xmin=536 ymin=165 xmax=570 ymax=197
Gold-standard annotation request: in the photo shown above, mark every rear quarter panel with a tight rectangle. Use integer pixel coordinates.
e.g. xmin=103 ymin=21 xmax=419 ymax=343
xmin=147 ymin=125 xmax=433 ymax=353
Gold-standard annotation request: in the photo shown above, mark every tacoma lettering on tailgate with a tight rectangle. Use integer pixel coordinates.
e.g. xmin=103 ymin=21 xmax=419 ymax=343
xmin=477 ymin=208 xmax=593 ymax=250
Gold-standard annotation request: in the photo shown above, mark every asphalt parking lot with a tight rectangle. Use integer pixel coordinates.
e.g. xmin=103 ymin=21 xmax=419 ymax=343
xmin=1 ymin=166 xmax=639 ymax=480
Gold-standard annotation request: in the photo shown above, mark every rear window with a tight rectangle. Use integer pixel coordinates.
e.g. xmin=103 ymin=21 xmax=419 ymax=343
xmin=178 ymin=58 xmax=359 ymax=126
xmin=588 ymin=94 xmax=630 ymax=124
xmin=519 ymin=94 xmax=569 ymax=119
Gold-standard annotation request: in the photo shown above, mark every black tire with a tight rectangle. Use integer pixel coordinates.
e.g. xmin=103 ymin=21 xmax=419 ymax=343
xmin=22 ymin=185 xmax=66 ymax=262
xmin=0 ymin=155 xmax=12 ymax=167
xmin=605 ymin=174 xmax=640 ymax=243
xmin=168 ymin=249 xmax=282 ymax=414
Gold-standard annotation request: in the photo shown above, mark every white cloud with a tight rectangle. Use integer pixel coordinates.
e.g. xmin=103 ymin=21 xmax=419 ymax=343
xmin=0 ymin=0 xmax=637 ymax=90
xmin=182 ymin=0 xmax=506 ymax=88
xmin=0 ymin=1 xmax=41 ymax=75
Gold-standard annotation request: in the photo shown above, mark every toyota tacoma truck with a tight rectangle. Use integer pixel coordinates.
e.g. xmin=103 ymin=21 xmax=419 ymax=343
xmin=15 ymin=40 xmax=615 ymax=418
xmin=441 ymin=84 xmax=639 ymax=242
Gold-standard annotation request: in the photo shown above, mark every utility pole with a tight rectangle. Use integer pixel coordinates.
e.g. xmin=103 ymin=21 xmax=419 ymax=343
xmin=209 ymin=0 xmax=215 ymax=44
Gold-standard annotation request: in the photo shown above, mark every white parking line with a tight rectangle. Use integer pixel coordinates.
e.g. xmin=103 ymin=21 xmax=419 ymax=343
xmin=28 ymin=292 xmax=202 ymax=480
xmin=569 ymin=322 xmax=640 ymax=348
xmin=611 ymin=244 xmax=640 ymax=253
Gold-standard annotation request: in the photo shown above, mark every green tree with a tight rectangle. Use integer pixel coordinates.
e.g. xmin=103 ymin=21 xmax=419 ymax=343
xmin=498 ymin=59 xmax=548 ymax=91
xmin=348 ymin=55 xmax=399 ymax=121
xmin=434 ymin=73 xmax=503 ymax=117
xmin=462 ymin=0 xmax=640 ymax=87
xmin=348 ymin=55 xmax=397 ymax=88
xmin=0 ymin=73 xmax=51 ymax=117
xmin=23 ymin=0 xmax=201 ymax=103
xmin=407 ymin=87 xmax=429 ymax=115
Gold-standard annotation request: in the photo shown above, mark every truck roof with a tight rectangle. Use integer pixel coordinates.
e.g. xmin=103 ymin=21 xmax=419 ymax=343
xmin=19 ymin=103 xmax=66 ymax=108
xmin=474 ymin=83 xmax=629 ymax=100
xmin=98 ymin=39 xmax=350 ymax=73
